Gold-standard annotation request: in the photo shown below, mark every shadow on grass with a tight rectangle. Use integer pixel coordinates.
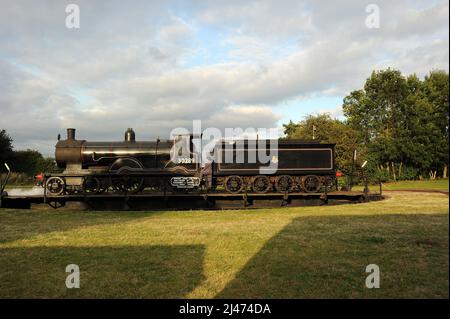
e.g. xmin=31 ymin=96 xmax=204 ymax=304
xmin=0 ymin=244 xmax=205 ymax=298
xmin=216 ymin=214 xmax=449 ymax=299
xmin=0 ymin=209 xmax=166 ymax=244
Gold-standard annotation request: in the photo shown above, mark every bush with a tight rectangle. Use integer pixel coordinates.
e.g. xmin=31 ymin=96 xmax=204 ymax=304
xmin=398 ymin=166 xmax=419 ymax=180
xmin=9 ymin=150 xmax=59 ymax=176
xmin=0 ymin=172 xmax=34 ymax=186
xmin=374 ymin=169 xmax=391 ymax=183
xmin=361 ymin=162 xmax=419 ymax=183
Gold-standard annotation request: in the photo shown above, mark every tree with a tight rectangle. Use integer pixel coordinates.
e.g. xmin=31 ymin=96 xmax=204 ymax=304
xmin=1 ymin=129 xmax=59 ymax=176
xmin=12 ymin=150 xmax=44 ymax=176
xmin=423 ymin=70 xmax=449 ymax=178
xmin=397 ymin=74 xmax=444 ymax=178
xmin=343 ymin=68 xmax=449 ymax=180
xmin=0 ymin=129 xmax=13 ymax=168
xmin=343 ymin=69 xmax=408 ymax=171
xmin=12 ymin=150 xmax=58 ymax=176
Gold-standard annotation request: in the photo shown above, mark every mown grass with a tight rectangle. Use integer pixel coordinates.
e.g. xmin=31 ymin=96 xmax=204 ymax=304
xmin=0 ymin=191 xmax=448 ymax=298
xmin=353 ymin=179 xmax=449 ymax=191
xmin=381 ymin=179 xmax=449 ymax=190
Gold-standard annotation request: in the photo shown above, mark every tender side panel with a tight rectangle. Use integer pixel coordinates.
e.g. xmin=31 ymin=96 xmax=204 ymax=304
xmin=216 ymin=148 xmax=333 ymax=174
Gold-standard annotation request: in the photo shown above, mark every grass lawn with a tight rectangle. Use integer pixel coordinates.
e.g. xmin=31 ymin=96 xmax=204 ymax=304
xmin=352 ymin=179 xmax=449 ymax=192
xmin=381 ymin=179 xmax=449 ymax=190
xmin=4 ymin=185 xmax=35 ymax=189
xmin=0 ymin=191 xmax=448 ymax=298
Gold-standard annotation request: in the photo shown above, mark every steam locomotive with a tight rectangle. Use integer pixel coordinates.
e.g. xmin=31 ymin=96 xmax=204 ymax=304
xmin=45 ymin=128 xmax=336 ymax=195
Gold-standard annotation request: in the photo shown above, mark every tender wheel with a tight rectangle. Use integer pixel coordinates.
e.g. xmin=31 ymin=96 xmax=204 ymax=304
xmin=224 ymin=175 xmax=244 ymax=193
xmin=45 ymin=177 xmax=65 ymax=195
xmin=252 ymin=175 xmax=271 ymax=193
xmin=302 ymin=175 xmax=321 ymax=193
xmin=275 ymin=175 xmax=294 ymax=193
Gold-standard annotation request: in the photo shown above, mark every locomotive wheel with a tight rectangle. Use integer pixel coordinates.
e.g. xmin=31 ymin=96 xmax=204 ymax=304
xmin=109 ymin=158 xmax=144 ymax=194
xmin=122 ymin=174 xmax=144 ymax=193
xmin=111 ymin=171 xmax=144 ymax=194
xmin=224 ymin=175 xmax=244 ymax=193
xmin=110 ymin=158 xmax=143 ymax=172
xmin=302 ymin=175 xmax=321 ymax=193
xmin=82 ymin=177 xmax=102 ymax=194
xmin=252 ymin=175 xmax=271 ymax=193
xmin=275 ymin=175 xmax=294 ymax=193
xmin=45 ymin=177 xmax=65 ymax=195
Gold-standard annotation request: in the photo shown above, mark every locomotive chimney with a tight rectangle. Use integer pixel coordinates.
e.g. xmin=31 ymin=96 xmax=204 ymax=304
xmin=67 ymin=128 xmax=76 ymax=140
xmin=125 ymin=128 xmax=136 ymax=142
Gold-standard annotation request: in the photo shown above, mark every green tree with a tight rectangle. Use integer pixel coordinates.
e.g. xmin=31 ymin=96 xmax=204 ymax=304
xmin=0 ymin=129 xmax=14 ymax=168
xmin=423 ymin=70 xmax=449 ymax=178
xmin=37 ymin=157 xmax=59 ymax=174
xmin=12 ymin=150 xmax=44 ymax=176
xmin=343 ymin=68 xmax=449 ymax=180
xmin=397 ymin=74 xmax=443 ymax=178
xmin=11 ymin=150 xmax=58 ymax=176
xmin=343 ymin=69 xmax=408 ymax=174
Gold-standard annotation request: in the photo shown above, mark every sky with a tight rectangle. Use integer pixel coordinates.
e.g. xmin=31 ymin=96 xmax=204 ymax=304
xmin=0 ymin=0 xmax=448 ymax=156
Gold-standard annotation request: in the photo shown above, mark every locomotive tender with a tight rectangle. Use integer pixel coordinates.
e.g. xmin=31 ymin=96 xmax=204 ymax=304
xmin=45 ymin=128 xmax=336 ymax=195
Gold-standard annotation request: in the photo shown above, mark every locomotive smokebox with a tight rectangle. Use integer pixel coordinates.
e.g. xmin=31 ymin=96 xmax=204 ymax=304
xmin=67 ymin=128 xmax=76 ymax=140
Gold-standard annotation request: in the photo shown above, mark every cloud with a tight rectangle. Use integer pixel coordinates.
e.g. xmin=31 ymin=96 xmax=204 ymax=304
xmin=0 ymin=0 xmax=448 ymax=155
